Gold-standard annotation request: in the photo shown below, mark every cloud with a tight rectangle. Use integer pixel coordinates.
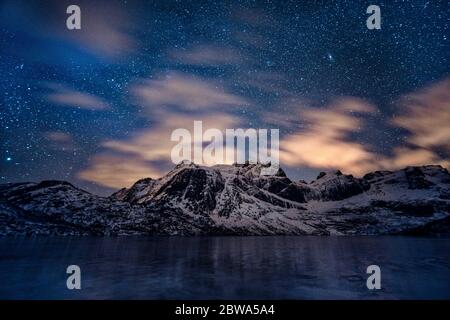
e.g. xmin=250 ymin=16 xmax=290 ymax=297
xmin=262 ymin=97 xmax=311 ymax=128
xmin=392 ymin=78 xmax=450 ymax=152
xmin=234 ymin=30 xmax=268 ymax=49
xmin=44 ymin=131 xmax=77 ymax=152
xmin=64 ymin=5 xmax=135 ymax=58
xmin=379 ymin=147 xmax=448 ymax=169
xmin=277 ymin=79 xmax=450 ymax=175
xmin=78 ymin=155 xmax=162 ymax=189
xmin=45 ymin=131 xmax=72 ymax=143
xmin=278 ymin=98 xmax=379 ymax=175
xmin=170 ymin=44 xmax=242 ymax=66
xmin=55 ymin=0 xmax=136 ymax=58
xmin=132 ymin=72 xmax=248 ymax=111
xmin=238 ymin=71 xmax=293 ymax=96
xmin=78 ymin=112 xmax=241 ymax=187
xmin=77 ymin=70 xmax=250 ymax=188
xmin=377 ymin=78 xmax=450 ymax=170
xmin=232 ymin=8 xmax=275 ymax=27
xmin=231 ymin=7 xmax=278 ymax=49
xmin=44 ymin=83 xmax=109 ymax=110
xmin=102 ymin=112 xmax=241 ymax=162
xmin=2 ymin=0 xmax=136 ymax=59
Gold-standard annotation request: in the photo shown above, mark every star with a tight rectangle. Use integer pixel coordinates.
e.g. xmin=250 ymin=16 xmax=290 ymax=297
xmin=326 ymin=53 xmax=334 ymax=62
xmin=0 ymin=0 xmax=447 ymax=195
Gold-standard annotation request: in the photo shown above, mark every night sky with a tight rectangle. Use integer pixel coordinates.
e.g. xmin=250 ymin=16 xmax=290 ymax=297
xmin=1 ymin=0 xmax=449 ymax=195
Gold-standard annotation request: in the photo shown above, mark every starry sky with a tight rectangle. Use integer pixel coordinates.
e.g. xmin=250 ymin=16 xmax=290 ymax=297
xmin=1 ymin=0 xmax=449 ymax=195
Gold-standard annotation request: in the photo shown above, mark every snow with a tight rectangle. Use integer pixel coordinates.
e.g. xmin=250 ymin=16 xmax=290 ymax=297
xmin=1 ymin=164 xmax=449 ymax=236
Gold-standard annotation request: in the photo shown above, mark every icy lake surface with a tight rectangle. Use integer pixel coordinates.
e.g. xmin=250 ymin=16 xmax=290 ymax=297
xmin=0 ymin=236 xmax=449 ymax=299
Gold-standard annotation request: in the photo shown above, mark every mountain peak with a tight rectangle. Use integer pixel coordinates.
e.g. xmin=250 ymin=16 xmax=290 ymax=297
xmin=174 ymin=160 xmax=198 ymax=169
xmin=1 ymin=163 xmax=449 ymax=236
xmin=316 ymin=170 xmax=343 ymax=180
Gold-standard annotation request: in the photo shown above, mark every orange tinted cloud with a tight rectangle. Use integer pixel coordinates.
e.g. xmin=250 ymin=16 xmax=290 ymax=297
xmin=79 ymin=74 xmax=450 ymax=189
xmin=393 ymin=78 xmax=450 ymax=151
xmin=379 ymin=147 xmax=449 ymax=169
xmin=78 ymin=155 xmax=162 ymax=189
xmin=278 ymin=79 xmax=450 ymax=175
xmin=77 ymin=112 xmax=241 ymax=187
xmin=103 ymin=112 xmax=240 ymax=163
xmin=78 ymin=71 xmax=250 ymax=188
xmin=132 ymin=72 xmax=248 ymax=111
xmin=279 ymin=98 xmax=378 ymax=175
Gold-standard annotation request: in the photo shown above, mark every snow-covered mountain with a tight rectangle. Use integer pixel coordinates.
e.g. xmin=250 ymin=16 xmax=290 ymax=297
xmin=1 ymin=163 xmax=449 ymax=236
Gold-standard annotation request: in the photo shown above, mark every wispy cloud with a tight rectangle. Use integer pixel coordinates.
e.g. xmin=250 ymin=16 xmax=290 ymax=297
xmin=232 ymin=7 xmax=276 ymax=27
xmin=44 ymin=131 xmax=77 ymax=152
xmin=78 ymin=155 xmax=161 ymax=188
xmin=132 ymin=72 xmax=248 ymax=111
xmin=105 ymin=112 xmax=239 ymax=160
xmin=392 ymin=78 xmax=450 ymax=152
xmin=277 ymin=79 xmax=450 ymax=175
xmin=44 ymin=83 xmax=109 ymax=110
xmin=77 ymin=61 xmax=450 ymax=189
xmin=380 ymin=147 xmax=445 ymax=169
xmin=78 ymin=112 xmax=241 ymax=187
xmin=170 ymin=44 xmax=242 ymax=66
xmin=45 ymin=131 xmax=72 ymax=143
xmin=278 ymin=97 xmax=378 ymax=175
xmin=77 ymin=71 xmax=248 ymax=188
xmin=2 ymin=0 xmax=136 ymax=59
xmin=62 ymin=2 xmax=136 ymax=58
xmin=382 ymin=78 xmax=450 ymax=169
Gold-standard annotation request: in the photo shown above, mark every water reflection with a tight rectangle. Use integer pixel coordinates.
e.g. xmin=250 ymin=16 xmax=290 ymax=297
xmin=0 ymin=236 xmax=449 ymax=299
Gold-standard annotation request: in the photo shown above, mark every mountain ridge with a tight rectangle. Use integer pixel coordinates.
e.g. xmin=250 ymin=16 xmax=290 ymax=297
xmin=1 ymin=163 xmax=449 ymax=236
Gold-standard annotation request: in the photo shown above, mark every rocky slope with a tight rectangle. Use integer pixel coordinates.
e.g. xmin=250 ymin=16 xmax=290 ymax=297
xmin=1 ymin=163 xmax=449 ymax=236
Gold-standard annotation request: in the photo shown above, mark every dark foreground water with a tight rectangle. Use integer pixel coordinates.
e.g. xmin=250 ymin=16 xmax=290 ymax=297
xmin=0 ymin=236 xmax=449 ymax=299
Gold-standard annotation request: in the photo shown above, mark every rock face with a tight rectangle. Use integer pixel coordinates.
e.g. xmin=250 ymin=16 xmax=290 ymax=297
xmin=308 ymin=170 xmax=370 ymax=201
xmin=1 ymin=164 xmax=449 ymax=236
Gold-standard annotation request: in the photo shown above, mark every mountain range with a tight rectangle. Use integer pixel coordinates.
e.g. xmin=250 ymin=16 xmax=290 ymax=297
xmin=1 ymin=162 xmax=449 ymax=236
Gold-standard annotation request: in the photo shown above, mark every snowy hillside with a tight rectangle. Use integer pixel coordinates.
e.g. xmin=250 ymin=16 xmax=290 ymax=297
xmin=1 ymin=163 xmax=449 ymax=236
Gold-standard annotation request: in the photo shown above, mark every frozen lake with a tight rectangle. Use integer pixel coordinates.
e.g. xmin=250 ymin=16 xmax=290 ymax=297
xmin=0 ymin=236 xmax=449 ymax=299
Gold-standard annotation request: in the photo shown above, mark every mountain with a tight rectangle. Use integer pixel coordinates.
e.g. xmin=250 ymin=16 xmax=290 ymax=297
xmin=1 ymin=163 xmax=449 ymax=236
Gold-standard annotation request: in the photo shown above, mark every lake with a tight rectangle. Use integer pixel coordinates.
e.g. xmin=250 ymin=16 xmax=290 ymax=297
xmin=0 ymin=236 xmax=449 ymax=299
